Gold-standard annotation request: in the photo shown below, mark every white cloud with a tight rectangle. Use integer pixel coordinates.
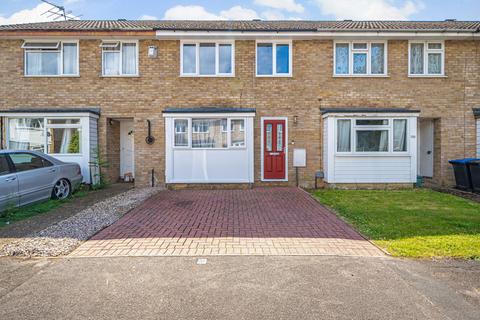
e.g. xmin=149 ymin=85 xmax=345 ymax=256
xmin=314 ymin=0 xmax=424 ymax=20
xmin=139 ymin=14 xmax=158 ymax=20
xmin=254 ymin=0 xmax=304 ymax=13
xmin=163 ymin=5 xmax=260 ymax=20
xmin=0 ymin=3 xmax=59 ymax=25
xmin=261 ymin=10 xmax=285 ymax=20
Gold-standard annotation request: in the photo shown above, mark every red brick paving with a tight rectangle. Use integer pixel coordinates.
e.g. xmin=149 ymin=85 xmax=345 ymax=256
xmin=71 ymin=188 xmax=383 ymax=257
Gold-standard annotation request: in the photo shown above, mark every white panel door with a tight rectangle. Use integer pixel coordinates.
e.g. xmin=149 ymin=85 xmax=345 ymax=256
xmin=418 ymin=119 xmax=434 ymax=178
xmin=120 ymin=120 xmax=135 ymax=178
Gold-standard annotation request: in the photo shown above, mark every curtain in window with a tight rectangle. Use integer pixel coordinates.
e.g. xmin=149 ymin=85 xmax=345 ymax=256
xmin=199 ymin=43 xmax=215 ymax=75
xmin=26 ymin=52 xmax=59 ymax=75
xmin=182 ymin=44 xmax=196 ymax=74
xmin=428 ymin=53 xmax=441 ymax=74
xmin=60 ymin=128 xmax=72 ymax=153
xmin=219 ymin=44 xmax=232 ymax=74
xmin=174 ymin=120 xmax=188 ymax=146
xmin=103 ymin=51 xmax=120 ymax=75
xmin=63 ymin=43 xmax=77 ymax=75
xmin=410 ymin=43 xmax=424 ymax=74
xmin=26 ymin=52 xmax=42 ymax=75
xmin=353 ymin=53 xmax=367 ymax=74
xmin=122 ymin=43 xmax=137 ymax=75
xmin=393 ymin=120 xmax=407 ymax=152
xmin=371 ymin=43 xmax=385 ymax=74
xmin=337 ymin=120 xmax=351 ymax=152
xmin=8 ymin=118 xmax=45 ymax=151
xmin=356 ymin=130 xmax=388 ymax=152
xmin=379 ymin=131 xmax=388 ymax=151
xmin=335 ymin=44 xmax=349 ymax=74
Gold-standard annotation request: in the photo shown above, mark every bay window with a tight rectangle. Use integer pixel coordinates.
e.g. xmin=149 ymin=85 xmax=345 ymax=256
xmin=256 ymin=41 xmax=292 ymax=76
xmin=180 ymin=41 xmax=234 ymax=76
xmin=101 ymin=41 xmax=138 ymax=76
xmin=8 ymin=117 xmax=82 ymax=155
xmin=409 ymin=41 xmax=444 ymax=76
xmin=336 ymin=118 xmax=408 ymax=153
xmin=334 ymin=41 xmax=387 ymax=76
xmin=23 ymin=41 xmax=78 ymax=76
xmin=173 ymin=118 xmax=246 ymax=149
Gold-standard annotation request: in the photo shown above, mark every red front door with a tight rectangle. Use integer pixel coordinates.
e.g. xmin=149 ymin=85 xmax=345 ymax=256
xmin=263 ymin=119 xmax=286 ymax=180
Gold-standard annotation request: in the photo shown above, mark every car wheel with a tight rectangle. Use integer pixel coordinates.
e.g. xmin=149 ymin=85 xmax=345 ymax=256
xmin=52 ymin=179 xmax=71 ymax=200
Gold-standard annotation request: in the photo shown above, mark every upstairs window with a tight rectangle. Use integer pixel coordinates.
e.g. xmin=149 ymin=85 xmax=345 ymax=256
xmin=23 ymin=41 xmax=78 ymax=76
xmin=334 ymin=41 xmax=387 ymax=76
xmin=101 ymin=41 xmax=138 ymax=76
xmin=409 ymin=41 xmax=444 ymax=76
xmin=181 ymin=41 xmax=234 ymax=76
xmin=256 ymin=41 xmax=292 ymax=77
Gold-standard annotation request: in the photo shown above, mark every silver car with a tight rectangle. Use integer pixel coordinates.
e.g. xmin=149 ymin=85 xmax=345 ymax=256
xmin=0 ymin=150 xmax=83 ymax=211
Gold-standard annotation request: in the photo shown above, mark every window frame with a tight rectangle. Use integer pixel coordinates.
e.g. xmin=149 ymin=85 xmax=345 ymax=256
xmin=6 ymin=116 xmax=83 ymax=156
xmin=408 ymin=40 xmax=445 ymax=77
xmin=333 ymin=40 xmax=388 ymax=77
xmin=101 ymin=40 xmax=139 ymax=77
xmin=23 ymin=40 xmax=79 ymax=77
xmin=180 ymin=40 xmax=235 ymax=77
xmin=255 ymin=40 xmax=293 ymax=77
xmin=335 ymin=117 xmax=409 ymax=155
xmin=172 ymin=117 xmax=247 ymax=150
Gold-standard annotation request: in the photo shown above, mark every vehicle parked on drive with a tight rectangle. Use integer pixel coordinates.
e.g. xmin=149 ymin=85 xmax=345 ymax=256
xmin=0 ymin=150 xmax=83 ymax=211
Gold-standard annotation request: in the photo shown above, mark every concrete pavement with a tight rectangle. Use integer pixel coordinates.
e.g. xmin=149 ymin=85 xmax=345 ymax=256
xmin=0 ymin=256 xmax=479 ymax=320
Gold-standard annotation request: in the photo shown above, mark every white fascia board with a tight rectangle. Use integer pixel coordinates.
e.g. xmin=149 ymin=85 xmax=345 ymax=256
xmin=0 ymin=112 xmax=100 ymax=118
xmin=322 ymin=112 xmax=420 ymax=118
xmin=156 ymin=30 xmax=480 ymax=40
xmin=163 ymin=112 xmax=256 ymax=118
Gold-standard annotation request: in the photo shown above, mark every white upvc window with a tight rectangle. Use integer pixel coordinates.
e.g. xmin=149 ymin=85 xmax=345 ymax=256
xmin=7 ymin=117 xmax=82 ymax=155
xmin=173 ymin=117 xmax=246 ymax=149
xmin=334 ymin=41 xmax=387 ymax=76
xmin=180 ymin=41 xmax=235 ymax=77
xmin=101 ymin=41 xmax=138 ymax=76
xmin=23 ymin=40 xmax=79 ymax=76
xmin=409 ymin=41 xmax=444 ymax=76
xmin=256 ymin=40 xmax=292 ymax=77
xmin=336 ymin=118 xmax=408 ymax=154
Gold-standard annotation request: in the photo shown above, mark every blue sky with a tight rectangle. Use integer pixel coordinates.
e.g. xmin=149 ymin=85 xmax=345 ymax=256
xmin=1 ymin=0 xmax=479 ymax=25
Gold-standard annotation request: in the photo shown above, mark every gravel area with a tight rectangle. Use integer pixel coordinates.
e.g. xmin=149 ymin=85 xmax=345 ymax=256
xmin=1 ymin=187 xmax=162 ymax=257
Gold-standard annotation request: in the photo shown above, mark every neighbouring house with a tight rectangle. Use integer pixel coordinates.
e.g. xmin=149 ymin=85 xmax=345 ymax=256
xmin=0 ymin=20 xmax=479 ymax=188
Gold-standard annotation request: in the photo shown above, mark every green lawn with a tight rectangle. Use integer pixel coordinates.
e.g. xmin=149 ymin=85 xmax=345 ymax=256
xmin=311 ymin=189 xmax=480 ymax=259
xmin=0 ymin=187 xmax=89 ymax=228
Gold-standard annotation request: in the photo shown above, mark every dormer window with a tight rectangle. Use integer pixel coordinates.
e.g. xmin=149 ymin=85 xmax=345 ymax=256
xmin=101 ymin=41 xmax=138 ymax=76
xmin=22 ymin=41 xmax=78 ymax=76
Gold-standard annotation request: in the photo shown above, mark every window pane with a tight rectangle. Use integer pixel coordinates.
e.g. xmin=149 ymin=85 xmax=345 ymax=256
xmin=199 ymin=43 xmax=215 ymax=75
xmin=0 ymin=155 xmax=11 ymax=176
xmin=335 ymin=43 xmax=349 ymax=74
xmin=428 ymin=43 xmax=442 ymax=50
xmin=174 ymin=119 xmax=188 ymax=147
xmin=410 ymin=43 xmax=424 ymax=74
xmin=356 ymin=119 xmax=388 ymax=126
xmin=182 ymin=44 xmax=196 ymax=74
xmin=103 ymin=51 xmax=120 ymax=75
xmin=8 ymin=118 xmax=45 ymax=151
xmin=356 ymin=130 xmax=389 ymax=152
xmin=122 ymin=43 xmax=137 ymax=75
xmin=393 ymin=119 xmax=407 ymax=152
xmin=10 ymin=153 xmax=51 ymax=172
xmin=47 ymin=128 xmax=81 ymax=154
xmin=26 ymin=51 xmax=60 ymax=75
xmin=371 ymin=43 xmax=385 ymax=74
xmin=192 ymin=119 xmax=227 ymax=148
xmin=266 ymin=124 xmax=272 ymax=151
xmin=257 ymin=43 xmax=273 ymax=75
xmin=353 ymin=53 xmax=367 ymax=74
xmin=62 ymin=43 xmax=77 ymax=75
xmin=219 ymin=44 xmax=232 ymax=74
xmin=47 ymin=119 xmax=80 ymax=125
xmin=276 ymin=124 xmax=283 ymax=151
xmin=428 ymin=53 xmax=442 ymax=74
xmin=353 ymin=43 xmax=367 ymax=50
xmin=231 ymin=119 xmax=245 ymax=147
xmin=276 ymin=44 xmax=289 ymax=74
xmin=337 ymin=120 xmax=351 ymax=152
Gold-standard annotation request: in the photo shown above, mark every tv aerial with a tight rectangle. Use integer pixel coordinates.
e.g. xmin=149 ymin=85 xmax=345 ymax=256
xmin=41 ymin=0 xmax=82 ymax=21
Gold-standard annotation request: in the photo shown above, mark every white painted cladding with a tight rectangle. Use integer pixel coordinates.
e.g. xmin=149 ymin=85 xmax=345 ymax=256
xmin=164 ymin=115 xmax=254 ymax=183
xmin=323 ymin=114 xmax=418 ymax=184
xmin=477 ymin=118 xmax=480 ymax=157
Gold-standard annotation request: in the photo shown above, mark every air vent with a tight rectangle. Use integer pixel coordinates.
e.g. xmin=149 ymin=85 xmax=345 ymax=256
xmin=445 ymin=19 xmax=457 ymax=22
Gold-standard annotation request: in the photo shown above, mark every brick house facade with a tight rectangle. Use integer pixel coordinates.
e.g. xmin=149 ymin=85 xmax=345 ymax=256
xmin=0 ymin=20 xmax=479 ymax=188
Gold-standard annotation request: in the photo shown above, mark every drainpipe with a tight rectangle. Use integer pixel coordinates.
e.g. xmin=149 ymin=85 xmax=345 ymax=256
xmin=0 ymin=117 xmax=4 ymax=149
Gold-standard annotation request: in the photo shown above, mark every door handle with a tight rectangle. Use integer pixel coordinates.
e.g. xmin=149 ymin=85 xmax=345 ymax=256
xmin=427 ymin=151 xmax=432 ymax=155
xmin=5 ymin=177 xmax=16 ymax=182
xmin=49 ymin=168 xmax=57 ymax=173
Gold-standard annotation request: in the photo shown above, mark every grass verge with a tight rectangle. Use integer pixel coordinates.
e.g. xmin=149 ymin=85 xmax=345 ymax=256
xmin=311 ymin=188 xmax=480 ymax=259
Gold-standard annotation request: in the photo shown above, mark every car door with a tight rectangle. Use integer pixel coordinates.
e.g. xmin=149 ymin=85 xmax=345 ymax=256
xmin=9 ymin=152 xmax=57 ymax=206
xmin=0 ymin=154 xmax=18 ymax=211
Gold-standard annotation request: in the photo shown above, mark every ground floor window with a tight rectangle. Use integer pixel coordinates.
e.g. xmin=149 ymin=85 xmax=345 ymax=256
xmin=8 ymin=117 xmax=82 ymax=155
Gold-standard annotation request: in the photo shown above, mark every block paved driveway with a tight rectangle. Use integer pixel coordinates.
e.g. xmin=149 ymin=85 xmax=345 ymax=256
xmin=71 ymin=187 xmax=384 ymax=257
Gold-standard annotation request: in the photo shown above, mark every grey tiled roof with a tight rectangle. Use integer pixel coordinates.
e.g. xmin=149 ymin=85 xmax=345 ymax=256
xmin=1 ymin=20 xmax=479 ymax=32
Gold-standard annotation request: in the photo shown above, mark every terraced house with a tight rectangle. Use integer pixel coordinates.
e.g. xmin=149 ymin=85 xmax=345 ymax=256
xmin=0 ymin=20 xmax=479 ymax=188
